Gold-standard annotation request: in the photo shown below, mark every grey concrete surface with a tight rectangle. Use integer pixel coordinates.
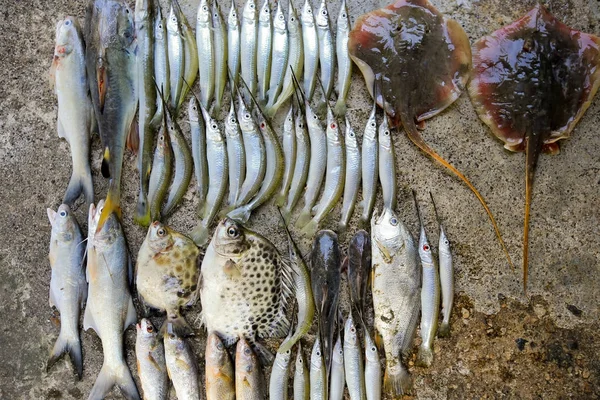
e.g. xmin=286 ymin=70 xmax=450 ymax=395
xmin=0 ymin=0 xmax=599 ymax=398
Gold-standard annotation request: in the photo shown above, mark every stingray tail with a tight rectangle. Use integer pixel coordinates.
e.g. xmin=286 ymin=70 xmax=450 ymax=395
xmin=523 ymin=133 xmax=541 ymax=293
xmin=402 ymin=116 xmax=514 ymax=271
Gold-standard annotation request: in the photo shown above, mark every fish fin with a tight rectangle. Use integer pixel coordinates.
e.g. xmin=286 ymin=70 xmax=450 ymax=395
xmin=333 ymin=99 xmax=346 ymax=117
xmin=63 ymin=167 xmax=94 ymax=206
xmin=134 ymin=192 xmax=151 ymax=227
xmin=96 ymin=62 xmax=107 ymax=113
xmin=190 ymin=223 xmax=209 ymax=247
xmin=47 ymin=208 xmax=57 ymax=225
xmin=49 ymin=56 xmax=59 ymax=90
xmin=299 ymin=218 xmax=319 ymax=237
xmin=248 ymin=337 xmax=275 ymax=366
xmin=95 ymin=190 xmax=121 ymax=234
xmin=223 ymin=259 xmax=242 ymax=278
xmin=415 ymin=345 xmax=434 ymax=367
xmin=226 ymin=206 xmax=252 ymax=224
xmin=57 ymin=118 xmax=66 ymax=139
xmin=101 ymin=147 xmax=111 ymax=178
xmin=274 ymin=193 xmax=287 ymax=207
xmin=295 ymin=210 xmax=312 ymax=230
xmin=160 ymin=312 xmax=193 ymax=337
xmin=341 ymin=257 xmax=349 ymax=274
xmin=83 ymin=305 xmax=99 ymax=335
xmin=125 ymin=298 xmax=137 ymax=332
xmin=402 ymin=115 xmax=514 ymax=271
xmin=88 ymin=361 xmax=140 ymax=400
xmin=383 ymin=362 xmax=412 ymax=397
xmin=438 ymin=322 xmax=450 ymax=338
xmin=126 ymin=119 xmax=139 ymax=153
xmin=47 ymin=332 xmax=83 ymax=379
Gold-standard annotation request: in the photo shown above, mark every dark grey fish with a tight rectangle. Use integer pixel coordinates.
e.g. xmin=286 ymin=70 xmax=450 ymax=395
xmin=346 ymin=230 xmax=371 ymax=326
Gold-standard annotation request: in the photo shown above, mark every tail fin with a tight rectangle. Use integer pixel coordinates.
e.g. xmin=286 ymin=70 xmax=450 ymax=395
xmin=226 ymin=206 xmax=252 ymax=224
xmin=63 ymin=168 xmax=94 ymax=206
xmin=274 ymin=193 xmax=287 ymax=207
xmin=333 ymin=99 xmax=346 ymax=117
xmin=190 ymin=222 xmax=209 ymax=247
xmin=133 ymin=191 xmax=151 ymax=227
xmin=438 ymin=322 xmax=450 ymax=338
xmin=299 ymin=219 xmax=318 ymax=238
xmin=295 ymin=210 xmax=312 ymax=230
xmin=160 ymin=312 xmax=193 ymax=337
xmin=88 ymin=361 xmax=140 ymax=400
xmin=95 ymin=186 xmax=121 ymax=233
xmin=415 ymin=344 xmax=434 ymax=367
xmin=47 ymin=333 xmax=83 ymax=379
xmin=383 ymin=362 xmax=412 ymax=397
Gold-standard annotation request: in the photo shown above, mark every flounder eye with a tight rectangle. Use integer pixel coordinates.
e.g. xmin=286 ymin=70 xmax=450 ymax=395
xmin=157 ymin=227 xmax=167 ymax=237
xmin=390 ymin=217 xmax=398 ymax=226
xmin=227 ymin=226 xmax=239 ymax=238
xmin=59 ymin=210 xmax=67 ymax=217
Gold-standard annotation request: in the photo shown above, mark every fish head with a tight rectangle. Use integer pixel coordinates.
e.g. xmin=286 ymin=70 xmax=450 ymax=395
xmin=283 ymin=104 xmax=295 ymax=133
xmin=167 ymin=4 xmax=180 ymax=33
xmin=363 ymin=328 xmax=379 ymax=363
xmin=242 ymin=0 xmax=257 ymax=22
xmin=87 ymin=200 xmax=105 ymax=241
xmin=237 ymin=96 xmax=256 ymax=131
xmin=336 ymin=0 xmax=349 ymax=30
xmin=287 ymin=0 xmax=299 ymax=33
xmin=343 ymin=314 xmax=359 ymax=347
xmin=213 ymin=218 xmax=251 ymax=258
xmin=310 ymin=337 xmax=323 ymax=369
xmin=136 ymin=318 xmax=158 ymax=344
xmin=315 ymin=0 xmax=329 ymax=28
xmin=325 ymin=107 xmax=341 ymax=143
xmin=228 ymin=0 xmax=239 ymax=26
xmin=418 ymin=225 xmax=434 ymax=265
xmin=438 ymin=226 xmax=451 ymax=258
xmin=212 ymin=2 xmax=223 ymax=28
xmin=372 ymin=207 xmax=404 ymax=259
xmin=47 ymin=204 xmax=78 ymax=242
xmin=294 ymin=109 xmax=306 ymax=136
xmin=188 ymin=97 xmax=200 ymax=122
xmin=258 ymin=0 xmax=271 ymax=23
xmin=273 ymin=1 xmax=286 ymax=31
xmin=54 ymin=17 xmax=80 ymax=57
xmin=206 ymin=333 xmax=229 ymax=367
xmin=300 ymin=0 xmax=314 ymax=26
xmin=155 ymin=129 xmax=170 ymax=157
xmin=305 ymin=102 xmax=321 ymax=130
xmin=236 ymin=337 xmax=257 ymax=372
xmin=94 ymin=211 xmax=121 ymax=249
xmin=146 ymin=221 xmax=175 ymax=253
xmin=197 ymin=0 xmax=211 ymax=24
xmin=344 ymin=116 xmax=359 ymax=149
xmin=164 ymin=325 xmax=187 ymax=353
xmin=154 ymin=9 xmax=165 ymax=40
xmin=378 ymin=112 xmax=392 ymax=148
xmin=225 ymin=98 xmax=239 ymax=133
xmin=295 ymin=343 xmax=305 ymax=370
xmin=332 ymin=335 xmax=343 ymax=364
xmin=363 ymin=101 xmax=378 ymax=140
xmin=116 ymin=3 xmax=135 ymax=48
xmin=203 ymin=107 xmax=224 ymax=142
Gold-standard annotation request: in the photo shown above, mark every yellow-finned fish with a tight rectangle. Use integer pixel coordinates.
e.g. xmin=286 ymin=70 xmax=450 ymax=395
xmin=205 ymin=333 xmax=235 ymax=400
xmin=235 ymin=337 xmax=266 ymax=400
xmin=135 ymin=319 xmax=168 ymax=400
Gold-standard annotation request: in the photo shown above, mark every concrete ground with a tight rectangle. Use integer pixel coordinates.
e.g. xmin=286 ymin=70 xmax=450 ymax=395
xmin=1 ymin=0 xmax=599 ymax=398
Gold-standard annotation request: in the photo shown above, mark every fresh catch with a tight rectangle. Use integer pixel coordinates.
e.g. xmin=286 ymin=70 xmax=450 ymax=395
xmin=164 ymin=327 xmax=200 ymax=400
xmin=364 ymin=328 xmax=382 ymax=400
xmin=329 ymin=333 xmax=345 ymax=400
xmin=269 ymin=326 xmax=294 ymax=400
xmin=371 ymin=207 xmax=420 ymax=397
xmin=257 ymin=0 xmax=273 ymax=102
xmin=152 ymin=6 xmax=170 ymax=128
xmin=275 ymin=105 xmax=297 ymax=207
xmin=84 ymin=201 xmax=139 ymax=400
xmin=334 ymin=0 xmax=352 ymax=116
xmin=346 ymin=230 xmax=371 ymax=324
xmin=177 ymin=3 xmax=199 ymax=110
xmin=212 ymin=1 xmax=228 ymax=113
xmin=236 ymin=337 xmax=266 ymax=400
xmin=196 ymin=0 xmax=214 ymax=109
xmin=46 ymin=204 xmax=87 ymax=379
xmin=315 ymin=0 xmax=335 ymax=101
xmin=266 ymin=0 xmax=288 ymax=105
xmin=339 ymin=117 xmax=361 ymax=231
xmin=282 ymin=104 xmax=310 ymax=222
xmin=378 ymin=113 xmax=396 ymax=210
xmin=51 ymin=16 xmax=94 ymax=206
xmin=294 ymin=343 xmax=310 ymax=400
xmin=205 ymin=333 xmax=235 ymax=400
xmin=300 ymin=0 xmax=318 ymax=100
xmin=136 ymin=222 xmax=200 ymax=336
xmin=225 ymin=98 xmax=246 ymax=206
xmin=167 ymin=3 xmax=184 ymax=111
xmin=189 ymin=97 xmax=208 ymax=209
xmin=147 ymin=128 xmax=173 ymax=222
xmin=309 ymin=337 xmax=327 ymax=400
xmin=162 ymin=110 xmax=193 ymax=217
xmin=360 ymin=100 xmax=378 ymax=224
xmin=240 ymin=0 xmax=258 ymax=97
xmin=227 ymin=0 xmax=241 ymax=89
xmin=343 ymin=315 xmax=366 ymax=400
xmin=431 ymin=193 xmax=453 ymax=337
xmin=135 ymin=319 xmax=168 ymax=400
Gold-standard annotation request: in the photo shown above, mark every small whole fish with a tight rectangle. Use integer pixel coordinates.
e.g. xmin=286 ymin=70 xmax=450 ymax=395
xmin=309 ymin=337 xmax=327 ymax=400
xmin=294 ymin=343 xmax=310 ymax=400
xmin=205 ymin=333 xmax=235 ymax=400
xmin=136 ymin=222 xmax=200 ymax=336
xmin=346 ymin=230 xmax=371 ymax=324
xmin=236 ymin=337 xmax=266 ymax=400
xmin=227 ymin=0 xmax=241 ymax=89
xmin=343 ymin=315 xmax=366 ymax=400
xmin=189 ymin=97 xmax=208 ymax=209
xmin=196 ymin=0 xmax=215 ymax=109
xmin=241 ymin=0 xmax=259 ymax=96
xmin=46 ymin=204 xmax=87 ymax=379
xmin=300 ymin=0 xmax=318 ymax=100
xmin=148 ymin=128 xmax=173 ymax=222
xmin=371 ymin=207 xmax=420 ymax=397
xmin=360 ymin=101 xmax=378 ymax=224
xmin=225 ymin=98 xmax=246 ymax=206
xmin=334 ymin=0 xmax=352 ymax=116
xmin=339 ymin=117 xmax=361 ymax=231
xmin=315 ymin=0 xmax=335 ymax=101
xmin=329 ymin=334 xmax=345 ymax=400
xmin=177 ymin=4 xmax=199 ymax=110
xmin=282 ymin=107 xmax=310 ymax=222
xmin=364 ymin=328 xmax=382 ymax=400
xmin=164 ymin=327 xmax=200 ymax=400
xmin=212 ymin=2 xmax=228 ymax=114
xmin=266 ymin=0 xmax=289 ymax=105
xmin=167 ymin=3 xmax=185 ymax=111
xmin=152 ymin=7 xmax=170 ymax=128
xmin=257 ymin=0 xmax=273 ymax=102
xmin=269 ymin=327 xmax=294 ymax=400
xmin=275 ymin=105 xmax=297 ymax=207
xmin=135 ymin=319 xmax=168 ymax=400
xmin=162 ymin=111 xmax=193 ymax=217
xmin=378 ymin=114 xmax=396 ymax=210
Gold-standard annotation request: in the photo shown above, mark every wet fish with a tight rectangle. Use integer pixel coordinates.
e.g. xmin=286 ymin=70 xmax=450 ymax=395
xmin=364 ymin=328 xmax=382 ymax=400
xmin=225 ymin=98 xmax=246 ymax=206
xmin=266 ymin=0 xmax=288 ymax=105
xmin=378 ymin=113 xmax=396 ymax=210
xmin=227 ymin=0 xmax=241 ymax=89
xmin=189 ymin=97 xmax=208 ymax=209
xmin=164 ymin=327 xmax=200 ymax=400
xmin=315 ymin=0 xmax=335 ymax=101
xmin=212 ymin=1 xmax=228 ymax=114
xmin=294 ymin=343 xmax=310 ymax=400
xmin=300 ymin=0 xmax=318 ymax=100
xmin=360 ymin=100 xmax=378 ymax=224
xmin=329 ymin=333 xmax=345 ymax=400
xmin=196 ymin=0 xmax=214 ymax=109
xmin=257 ymin=0 xmax=272 ymax=102
xmin=343 ymin=315 xmax=366 ymax=400
xmin=346 ymin=230 xmax=371 ymax=324
xmin=309 ymin=337 xmax=327 ymax=400
xmin=135 ymin=319 xmax=168 ymax=400
xmin=371 ymin=207 xmax=420 ymax=397
xmin=147 ymin=128 xmax=173 ymax=222
xmin=431 ymin=193 xmax=453 ymax=337
xmin=46 ymin=204 xmax=87 ymax=379
xmin=178 ymin=3 xmax=199 ymax=110
xmin=236 ymin=337 xmax=266 ymax=400
xmin=241 ymin=0 xmax=258 ymax=96
xmin=152 ymin=7 xmax=169 ymax=128
xmin=162 ymin=110 xmax=193 ymax=217
xmin=51 ymin=17 xmax=94 ymax=207
xmin=167 ymin=3 xmax=184 ymax=111
xmin=339 ymin=117 xmax=361 ymax=231
xmin=205 ymin=333 xmax=235 ymax=400
xmin=282 ymin=106 xmax=310 ymax=222
xmin=275 ymin=105 xmax=297 ymax=207
xmin=334 ymin=0 xmax=352 ymax=116
xmin=84 ymin=202 xmax=139 ymax=400
xmin=269 ymin=327 xmax=294 ymax=400
xmin=136 ymin=222 xmax=200 ymax=336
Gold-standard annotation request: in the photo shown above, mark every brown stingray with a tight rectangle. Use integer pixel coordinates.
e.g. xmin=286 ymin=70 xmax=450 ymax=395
xmin=348 ymin=0 xmax=513 ymax=268
xmin=468 ymin=4 xmax=600 ymax=290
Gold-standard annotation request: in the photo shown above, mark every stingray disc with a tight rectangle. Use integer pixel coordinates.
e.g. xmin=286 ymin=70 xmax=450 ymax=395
xmin=469 ymin=4 xmax=600 ymax=289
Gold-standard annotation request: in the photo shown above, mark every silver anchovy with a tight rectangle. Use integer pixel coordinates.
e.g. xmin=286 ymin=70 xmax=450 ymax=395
xmin=227 ymin=0 xmax=241 ymax=89
xmin=282 ymin=107 xmax=310 ymax=222
xmin=300 ymin=0 xmax=318 ymax=101
xmin=309 ymin=337 xmax=327 ymax=400
xmin=212 ymin=1 xmax=228 ymax=114
xmin=276 ymin=104 xmax=296 ymax=207
xmin=339 ymin=116 xmax=361 ymax=231
xmin=240 ymin=0 xmax=258 ymax=96
xmin=196 ymin=0 xmax=214 ymax=109
xmin=329 ymin=334 xmax=345 ymax=400
xmin=162 ymin=110 xmax=193 ymax=217
xmin=431 ymin=193 xmax=453 ymax=338
xmin=152 ymin=7 xmax=169 ymax=128
xmin=334 ymin=0 xmax=352 ymax=116
xmin=269 ymin=328 xmax=294 ymax=400
xmin=225 ymin=98 xmax=246 ymax=206
xmin=167 ymin=4 xmax=184 ymax=111
xmin=360 ymin=100 xmax=378 ymax=224
xmin=378 ymin=113 xmax=396 ymax=210
xmin=189 ymin=96 xmax=208 ymax=210
xmin=343 ymin=315 xmax=366 ymax=400
xmin=266 ymin=0 xmax=288 ymax=105
xmin=294 ymin=343 xmax=310 ymax=400
xmin=364 ymin=328 xmax=382 ymax=400
xmin=178 ymin=5 xmax=199 ymax=111
xmin=315 ymin=0 xmax=335 ymax=100
xmin=256 ymin=0 xmax=272 ymax=102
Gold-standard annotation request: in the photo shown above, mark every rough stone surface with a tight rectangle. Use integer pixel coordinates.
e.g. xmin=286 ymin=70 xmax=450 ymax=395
xmin=0 ymin=0 xmax=599 ymax=399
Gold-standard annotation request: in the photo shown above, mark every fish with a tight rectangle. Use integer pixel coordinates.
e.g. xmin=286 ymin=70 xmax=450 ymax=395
xmin=468 ymin=3 xmax=600 ymax=290
xmin=349 ymin=0 xmax=513 ymax=269
xmin=162 ymin=109 xmax=193 ymax=217
xmin=329 ymin=333 xmax=345 ymax=400
xmin=310 ymin=230 xmax=341 ymax=376
xmin=190 ymin=107 xmax=229 ymax=246
xmin=205 ymin=333 xmax=235 ymax=400
xmin=257 ymin=0 xmax=273 ymax=102
xmin=164 ymin=326 xmax=200 ymax=400
xmin=431 ymin=193 xmax=453 ymax=337
xmin=241 ymin=0 xmax=259 ymax=97
xmin=236 ymin=337 xmax=266 ymax=400
xmin=225 ymin=98 xmax=246 ymax=206
xmin=147 ymin=128 xmax=173 ymax=222
xmin=84 ymin=202 xmax=139 ymax=400
xmin=343 ymin=315 xmax=366 ymax=400
xmin=364 ymin=328 xmax=382 ymax=400
xmin=85 ymin=0 xmax=137 ymax=232
xmin=196 ymin=0 xmax=214 ymax=109
xmin=189 ymin=96 xmax=208 ymax=210
xmin=212 ymin=1 xmax=228 ymax=114
xmin=266 ymin=0 xmax=304 ymax=115
xmin=136 ymin=222 xmax=200 ymax=336
xmin=269 ymin=326 xmax=294 ymax=400
xmin=300 ymin=0 xmax=318 ymax=101
xmin=346 ymin=230 xmax=371 ymax=326
xmin=371 ymin=207 xmax=421 ymax=397
xmin=151 ymin=6 xmax=170 ymax=129
xmin=309 ymin=337 xmax=327 ymax=400
xmin=275 ymin=105 xmax=297 ymax=207
xmin=266 ymin=0 xmax=288 ymax=106
xmin=315 ymin=0 xmax=335 ymax=102
xmin=300 ymin=106 xmax=345 ymax=237
xmin=177 ymin=2 xmax=199 ymax=110
xmin=294 ymin=343 xmax=310 ymax=400
xmin=334 ymin=0 xmax=352 ymax=116
xmin=199 ymin=218 xmax=294 ymax=357
xmin=227 ymin=0 xmax=241 ymax=90
xmin=378 ymin=112 xmax=396 ymax=210
xmin=167 ymin=3 xmax=185 ymax=111
xmin=360 ymin=100 xmax=378 ymax=224
xmin=51 ymin=16 xmax=94 ymax=207
xmin=46 ymin=204 xmax=87 ymax=379
xmin=338 ymin=117 xmax=361 ymax=231
xmin=135 ymin=319 xmax=168 ymax=400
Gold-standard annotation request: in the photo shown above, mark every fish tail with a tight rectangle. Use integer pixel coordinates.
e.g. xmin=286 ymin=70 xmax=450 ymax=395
xmin=415 ymin=344 xmax=434 ymax=367
xmin=95 ymin=188 xmax=121 ymax=234
xmin=295 ymin=210 xmax=312 ymax=229
xmin=274 ymin=192 xmax=287 ymax=207
xmin=190 ymin=222 xmax=209 ymax=247
xmin=523 ymin=134 xmax=541 ymax=293
xmin=226 ymin=207 xmax=251 ymax=224
xmin=438 ymin=322 xmax=450 ymax=338
xmin=88 ymin=361 xmax=140 ymax=400
xmin=101 ymin=147 xmax=111 ymax=178
xmin=160 ymin=313 xmax=193 ymax=337
xmin=63 ymin=166 xmax=94 ymax=206
xmin=47 ymin=332 xmax=83 ymax=379
xmin=402 ymin=116 xmax=514 ymax=271
xmin=133 ymin=191 xmax=151 ymax=227
xmin=383 ymin=362 xmax=412 ymax=397
xmin=333 ymin=99 xmax=346 ymax=117
xmin=299 ymin=218 xmax=319 ymax=238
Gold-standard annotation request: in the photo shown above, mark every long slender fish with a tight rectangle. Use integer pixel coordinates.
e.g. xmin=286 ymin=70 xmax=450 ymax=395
xmin=315 ymin=0 xmax=335 ymax=101
xmin=162 ymin=110 xmax=193 ymax=217
xmin=212 ymin=2 xmax=228 ymax=114
xmin=257 ymin=0 xmax=272 ymax=102
xmin=266 ymin=0 xmax=303 ymax=115
xmin=152 ymin=7 xmax=169 ymax=128
xmin=378 ymin=113 xmax=396 ymax=210
xmin=266 ymin=1 xmax=288 ymax=105
xmin=343 ymin=315 xmax=366 ymax=400
xmin=227 ymin=0 xmax=241 ymax=89
xmin=346 ymin=230 xmax=371 ymax=324
xmin=240 ymin=0 xmax=258 ymax=97
xmin=148 ymin=128 xmax=173 ymax=222
xmin=191 ymin=107 xmax=228 ymax=246
xmin=236 ymin=337 xmax=266 ymax=400
xmin=371 ymin=207 xmax=420 ymax=397
xmin=329 ymin=334 xmax=345 ymax=400
xmin=364 ymin=328 xmax=382 ymax=400
xmin=135 ymin=319 xmax=168 ymax=400
xmin=310 ymin=337 xmax=327 ymax=400
xmin=205 ymin=333 xmax=235 ymax=400
xmin=300 ymin=106 xmax=345 ymax=236
xmin=46 ymin=204 xmax=87 ymax=379
xmin=360 ymin=101 xmax=378 ymax=224
xmin=84 ymin=202 xmax=139 ymax=400
xmin=339 ymin=117 xmax=361 ymax=231
xmin=177 ymin=3 xmax=199 ymax=110
xmin=196 ymin=0 xmax=214 ymax=109
xmin=300 ymin=0 xmax=318 ymax=101
xmin=167 ymin=4 xmax=184 ymax=111
xmin=275 ymin=105 xmax=296 ymax=207
xmin=282 ymin=106 xmax=310 ymax=222
xmin=225 ymin=98 xmax=246 ymax=206
xmin=189 ymin=97 xmax=208 ymax=210
xmin=269 ymin=327 xmax=294 ymax=400
xmin=294 ymin=343 xmax=310 ymax=400
xmin=334 ymin=0 xmax=352 ymax=116
xmin=431 ymin=193 xmax=453 ymax=338
xmin=164 ymin=327 xmax=200 ymax=400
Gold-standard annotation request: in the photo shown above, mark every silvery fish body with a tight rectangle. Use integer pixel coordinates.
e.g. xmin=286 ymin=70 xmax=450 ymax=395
xmin=241 ymin=0 xmax=258 ymax=96
xmin=343 ymin=316 xmax=366 ymax=400
xmin=167 ymin=4 xmax=184 ymax=111
xmin=282 ymin=109 xmax=310 ymax=221
xmin=309 ymin=337 xmax=327 ymax=400
xmin=329 ymin=335 xmax=345 ymax=400
xmin=438 ymin=224 xmax=454 ymax=337
xmin=152 ymin=7 xmax=169 ymax=126
xmin=212 ymin=2 xmax=228 ymax=113
xmin=228 ymin=0 xmax=241 ymax=88
xmin=189 ymin=97 xmax=208 ymax=208
xmin=225 ymin=99 xmax=246 ymax=206
xmin=360 ymin=102 xmax=378 ymax=223
xmin=339 ymin=117 xmax=361 ymax=231
xmin=196 ymin=0 xmax=214 ymax=109
xmin=378 ymin=114 xmax=396 ymax=210
xmin=300 ymin=0 xmax=318 ymax=100
xmin=334 ymin=0 xmax=352 ymax=116
xmin=266 ymin=1 xmax=288 ymax=105
xmin=364 ymin=328 xmax=382 ymax=400
xmin=276 ymin=105 xmax=297 ymax=207
xmin=135 ymin=319 xmax=168 ymax=400
xmin=315 ymin=0 xmax=335 ymax=99
xmin=294 ymin=343 xmax=310 ymax=400
xmin=257 ymin=0 xmax=272 ymax=102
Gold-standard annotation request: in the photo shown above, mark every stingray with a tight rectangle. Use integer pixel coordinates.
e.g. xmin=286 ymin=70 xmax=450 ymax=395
xmin=348 ymin=0 xmax=513 ymax=266
xmin=468 ymin=4 xmax=600 ymax=290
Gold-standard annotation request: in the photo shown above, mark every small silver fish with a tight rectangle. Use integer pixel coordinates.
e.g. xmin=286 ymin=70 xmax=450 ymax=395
xmin=343 ymin=315 xmax=366 ymax=400
xmin=282 ymin=107 xmax=310 ymax=222
xmin=360 ymin=101 xmax=378 ymax=224
xmin=225 ymin=98 xmax=246 ymax=206
xmin=164 ymin=327 xmax=200 ymax=400
xmin=378 ymin=113 xmax=396 ymax=210
xmin=241 ymin=0 xmax=258 ymax=96
xmin=334 ymin=0 xmax=352 ymax=116
xmin=329 ymin=334 xmax=345 ymax=400
xmin=294 ymin=343 xmax=310 ymax=400
xmin=167 ymin=4 xmax=185 ymax=111
xmin=269 ymin=328 xmax=294 ymax=400
xmin=189 ymin=97 xmax=208 ymax=210
xmin=212 ymin=1 xmax=228 ymax=113
xmin=300 ymin=0 xmax=318 ymax=100
xmin=315 ymin=0 xmax=335 ymax=100
xmin=257 ymin=0 xmax=272 ymax=102
xmin=227 ymin=0 xmax=241 ymax=89
xmin=431 ymin=193 xmax=453 ymax=338
xmin=276 ymin=104 xmax=297 ymax=207
xmin=364 ymin=328 xmax=382 ymax=400
xmin=266 ymin=0 xmax=289 ymax=105
xmin=152 ymin=7 xmax=170 ymax=127
xmin=135 ymin=319 xmax=168 ymax=400
xmin=196 ymin=0 xmax=215 ymax=109
xmin=339 ymin=117 xmax=361 ymax=231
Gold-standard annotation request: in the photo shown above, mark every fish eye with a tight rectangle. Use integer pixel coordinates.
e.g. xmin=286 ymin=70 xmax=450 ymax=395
xmin=244 ymin=347 xmax=251 ymax=355
xmin=211 ymin=123 xmax=218 ymax=129
xmin=217 ymin=342 xmax=224 ymax=350
xmin=290 ymin=16 xmax=295 ymax=21
xmin=390 ymin=217 xmax=398 ymax=226
xmin=330 ymin=123 xmax=336 ymax=129
xmin=278 ymin=14 xmax=284 ymax=20
xmin=250 ymin=4 xmax=255 ymax=8
xmin=59 ymin=210 xmax=67 ymax=217
xmin=444 ymin=239 xmax=449 ymax=245
xmin=371 ymin=346 xmax=376 ymax=352
xmin=158 ymin=23 xmax=163 ymax=28
xmin=64 ymin=20 xmax=71 ymax=26
xmin=307 ymin=8 xmax=312 ymax=13
xmin=423 ymin=244 xmax=430 ymax=252
xmin=146 ymin=325 xmax=154 ymax=333
xmin=342 ymin=12 xmax=347 ymax=18
xmin=159 ymin=134 xmax=164 ymax=141
xmin=312 ymin=114 xmax=317 ymax=120
xmin=384 ymin=130 xmax=390 ymax=136
xmin=260 ymin=122 xmax=266 ymax=129
xmin=298 ymin=122 xmax=304 ymax=128
xmin=316 ymin=350 xmax=321 ymax=356
xmin=350 ymin=326 xmax=355 ymax=333
xmin=321 ymin=10 xmax=327 ymax=15
xmin=227 ymin=226 xmax=239 ymax=238
xmin=157 ymin=227 xmax=167 ymax=237
xmin=170 ymin=125 xmax=174 ymax=131
xmin=245 ymin=113 xmax=251 ymax=119
xmin=349 ymin=131 xmax=355 ymax=137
